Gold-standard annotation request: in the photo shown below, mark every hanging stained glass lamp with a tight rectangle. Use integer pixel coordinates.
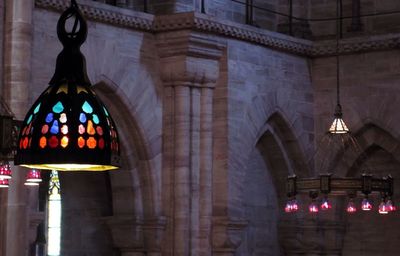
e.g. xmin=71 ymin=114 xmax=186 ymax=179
xmin=14 ymin=0 xmax=120 ymax=171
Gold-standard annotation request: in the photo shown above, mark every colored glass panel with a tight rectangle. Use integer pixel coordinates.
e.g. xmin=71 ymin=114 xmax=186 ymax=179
xmin=49 ymin=136 xmax=58 ymax=148
xmin=34 ymin=103 xmax=41 ymax=114
xmin=25 ymin=124 xmax=32 ymax=135
xmin=52 ymin=102 xmax=64 ymax=114
xmin=61 ymin=125 xmax=68 ymax=135
xmin=98 ymin=138 xmax=105 ymax=149
xmin=87 ymin=137 xmax=97 ymax=149
xmin=77 ymin=86 xmax=88 ymax=94
xmin=23 ymin=137 xmax=29 ymax=149
xmin=60 ymin=136 xmax=68 ymax=148
xmin=82 ymin=101 xmax=93 ymax=114
xmin=56 ymin=85 xmax=68 ymax=94
xmin=27 ymin=114 xmax=33 ymax=124
xmin=19 ymin=139 xmax=23 ymax=149
xmin=40 ymin=137 xmax=47 ymax=148
xmin=96 ymin=126 xmax=103 ymax=136
xmin=79 ymin=113 xmax=87 ymax=123
xmin=87 ymin=120 xmax=95 ymax=135
xmin=28 ymin=138 xmax=32 ymax=148
xmin=50 ymin=121 xmax=59 ymax=134
xmin=92 ymin=114 xmax=100 ymax=124
xmin=103 ymin=107 xmax=109 ymax=116
xmin=78 ymin=124 xmax=85 ymax=134
xmin=60 ymin=113 xmax=67 ymax=123
xmin=78 ymin=137 xmax=85 ymax=148
xmin=22 ymin=127 xmax=27 ymax=136
xmin=46 ymin=113 xmax=54 ymax=123
xmin=42 ymin=125 xmax=49 ymax=134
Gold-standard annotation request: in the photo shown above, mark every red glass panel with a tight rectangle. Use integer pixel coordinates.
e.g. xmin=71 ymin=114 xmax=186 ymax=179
xmin=61 ymin=136 xmax=69 ymax=148
xmin=78 ymin=137 xmax=85 ymax=148
xmin=87 ymin=120 xmax=95 ymax=135
xmin=23 ymin=137 xmax=29 ymax=149
xmin=98 ymin=138 xmax=105 ymax=149
xmin=49 ymin=136 xmax=58 ymax=148
xmin=78 ymin=124 xmax=85 ymax=134
xmin=39 ymin=137 xmax=47 ymax=148
xmin=22 ymin=126 xmax=27 ymax=136
xmin=25 ymin=123 xmax=32 ymax=135
xmin=19 ymin=139 xmax=23 ymax=149
xmin=42 ymin=125 xmax=49 ymax=134
xmin=96 ymin=126 xmax=103 ymax=136
xmin=87 ymin=137 xmax=97 ymax=149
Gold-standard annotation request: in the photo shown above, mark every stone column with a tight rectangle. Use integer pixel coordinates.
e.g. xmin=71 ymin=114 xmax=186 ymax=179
xmin=157 ymin=24 xmax=223 ymax=255
xmin=3 ymin=0 xmax=34 ymax=255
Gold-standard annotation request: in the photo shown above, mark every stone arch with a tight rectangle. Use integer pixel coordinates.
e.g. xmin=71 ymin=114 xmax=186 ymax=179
xmin=333 ymin=123 xmax=400 ymax=256
xmin=330 ymin=123 xmax=400 ymax=177
xmin=237 ymin=110 xmax=310 ymax=255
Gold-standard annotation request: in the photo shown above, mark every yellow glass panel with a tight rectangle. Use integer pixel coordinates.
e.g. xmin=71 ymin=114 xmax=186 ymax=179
xmin=61 ymin=136 xmax=69 ymax=148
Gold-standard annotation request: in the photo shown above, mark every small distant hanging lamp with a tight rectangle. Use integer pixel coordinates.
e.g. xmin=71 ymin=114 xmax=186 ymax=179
xmin=25 ymin=169 xmax=42 ymax=183
xmin=14 ymin=0 xmax=120 ymax=171
xmin=0 ymin=178 xmax=9 ymax=188
xmin=328 ymin=0 xmax=349 ymax=134
xmin=0 ymin=161 xmax=12 ymax=180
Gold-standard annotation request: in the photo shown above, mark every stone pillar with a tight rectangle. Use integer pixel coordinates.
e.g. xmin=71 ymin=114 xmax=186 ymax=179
xmin=212 ymin=217 xmax=248 ymax=256
xmin=157 ymin=24 xmax=223 ymax=255
xmin=3 ymin=0 xmax=34 ymax=252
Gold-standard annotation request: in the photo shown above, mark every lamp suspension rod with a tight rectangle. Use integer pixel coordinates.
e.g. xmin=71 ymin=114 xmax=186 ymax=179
xmin=335 ymin=0 xmax=342 ymax=106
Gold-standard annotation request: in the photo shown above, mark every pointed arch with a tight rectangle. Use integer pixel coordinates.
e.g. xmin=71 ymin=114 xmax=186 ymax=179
xmin=330 ymin=123 xmax=400 ymax=177
xmin=93 ymin=77 xmax=162 ymax=218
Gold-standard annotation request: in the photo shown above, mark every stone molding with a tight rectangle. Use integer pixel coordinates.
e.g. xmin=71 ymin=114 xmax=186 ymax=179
xmin=35 ymin=0 xmax=400 ymax=56
xmin=212 ymin=217 xmax=248 ymax=253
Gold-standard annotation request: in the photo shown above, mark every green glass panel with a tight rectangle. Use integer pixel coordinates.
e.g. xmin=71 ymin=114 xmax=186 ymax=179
xmin=103 ymin=106 xmax=109 ymax=116
xmin=27 ymin=114 xmax=33 ymax=124
xmin=33 ymin=103 xmax=41 ymax=114
xmin=52 ymin=102 xmax=64 ymax=114
xmin=82 ymin=101 xmax=93 ymax=114
xmin=92 ymin=114 xmax=100 ymax=124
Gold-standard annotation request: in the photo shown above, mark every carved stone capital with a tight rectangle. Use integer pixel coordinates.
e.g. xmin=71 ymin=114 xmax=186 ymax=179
xmin=142 ymin=216 xmax=167 ymax=253
xmin=212 ymin=217 xmax=248 ymax=254
xmin=104 ymin=215 xmax=167 ymax=254
xmin=104 ymin=215 xmax=145 ymax=253
xmin=279 ymin=219 xmax=346 ymax=255
xmin=157 ymin=31 xmax=225 ymax=86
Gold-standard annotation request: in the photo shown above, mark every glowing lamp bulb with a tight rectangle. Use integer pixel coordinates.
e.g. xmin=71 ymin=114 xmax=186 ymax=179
xmin=320 ymin=197 xmax=332 ymax=210
xmin=285 ymin=201 xmax=292 ymax=213
xmin=386 ymin=199 xmax=396 ymax=212
xmin=0 ymin=178 xmax=9 ymax=188
xmin=346 ymin=200 xmax=357 ymax=213
xmin=309 ymin=202 xmax=319 ymax=213
xmin=285 ymin=199 xmax=299 ymax=213
xmin=379 ymin=201 xmax=388 ymax=214
xmin=361 ymin=198 xmax=372 ymax=211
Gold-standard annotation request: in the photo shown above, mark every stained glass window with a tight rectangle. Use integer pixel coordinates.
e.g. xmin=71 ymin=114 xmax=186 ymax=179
xmin=47 ymin=170 xmax=61 ymax=256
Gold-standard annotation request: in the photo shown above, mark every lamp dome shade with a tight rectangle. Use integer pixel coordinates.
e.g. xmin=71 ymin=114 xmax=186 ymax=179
xmin=14 ymin=82 xmax=120 ymax=171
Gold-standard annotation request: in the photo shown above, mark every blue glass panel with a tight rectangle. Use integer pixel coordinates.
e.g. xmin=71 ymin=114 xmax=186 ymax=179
xmin=79 ymin=113 xmax=87 ymax=123
xmin=52 ymin=102 xmax=64 ymax=114
xmin=33 ymin=103 xmax=41 ymax=114
xmin=50 ymin=120 xmax=59 ymax=134
xmin=82 ymin=101 xmax=93 ymax=114
xmin=27 ymin=114 xmax=33 ymax=124
xmin=46 ymin=113 xmax=54 ymax=123
xmin=92 ymin=114 xmax=100 ymax=124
